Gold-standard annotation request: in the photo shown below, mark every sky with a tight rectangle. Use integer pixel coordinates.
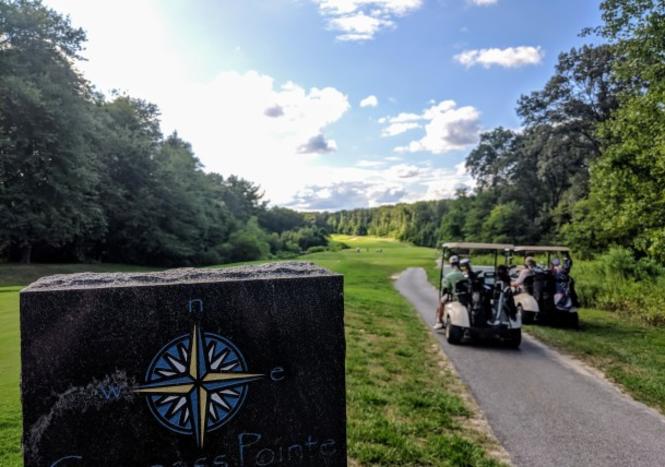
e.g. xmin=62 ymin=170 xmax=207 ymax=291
xmin=46 ymin=0 xmax=602 ymax=211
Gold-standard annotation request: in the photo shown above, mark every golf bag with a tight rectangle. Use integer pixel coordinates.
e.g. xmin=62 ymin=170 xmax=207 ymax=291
xmin=553 ymin=270 xmax=576 ymax=311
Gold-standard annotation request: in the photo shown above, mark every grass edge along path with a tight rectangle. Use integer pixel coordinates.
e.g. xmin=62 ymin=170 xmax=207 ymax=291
xmin=0 ymin=238 xmax=509 ymax=466
xmin=306 ymin=236 xmax=508 ymax=466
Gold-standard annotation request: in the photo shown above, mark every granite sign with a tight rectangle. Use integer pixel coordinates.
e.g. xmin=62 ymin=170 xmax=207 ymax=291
xmin=20 ymin=262 xmax=346 ymax=466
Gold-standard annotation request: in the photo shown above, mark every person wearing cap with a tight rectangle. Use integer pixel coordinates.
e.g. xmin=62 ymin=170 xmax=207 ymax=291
xmin=434 ymin=255 xmax=465 ymax=330
xmin=512 ymin=256 xmax=536 ymax=290
xmin=550 ymin=257 xmax=561 ymax=272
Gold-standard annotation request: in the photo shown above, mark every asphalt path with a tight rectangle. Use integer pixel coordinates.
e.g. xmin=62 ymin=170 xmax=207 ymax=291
xmin=395 ymin=267 xmax=665 ymax=467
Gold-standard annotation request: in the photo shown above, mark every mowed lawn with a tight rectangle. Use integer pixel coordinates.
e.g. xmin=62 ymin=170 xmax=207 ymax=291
xmin=0 ymin=263 xmax=158 ymax=466
xmin=0 ymin=286 xmax=21 ymax=465
xmin=303 ymin=236 xmax=504 ymax=466
xmin=0 ymin=238 xmax=504 ymax=466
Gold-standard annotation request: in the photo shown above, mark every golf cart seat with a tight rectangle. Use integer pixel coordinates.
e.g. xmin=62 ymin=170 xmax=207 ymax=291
xmin=529 ymin=270 xmax=549 ymax=300
xmin=524 ymin=270 xmax=549 ymax=300
xmin=454 ymin=280 xmax=471 ymax=307
xmin=523 ymin=274 xmax=534 ymax=294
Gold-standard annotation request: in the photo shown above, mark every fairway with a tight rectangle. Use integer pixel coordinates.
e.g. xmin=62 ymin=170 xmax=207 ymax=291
xmin=303 ymin=236 xmax=504 ymax=466
xmin=0 ymin=236 xmax=504 ymax=466
xmin=0 ymin=286 xmax=20 ymax=465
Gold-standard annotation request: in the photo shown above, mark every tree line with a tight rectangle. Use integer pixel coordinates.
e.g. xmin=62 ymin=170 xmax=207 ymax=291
xmin=3 ymin=0 xmax=663 ymax=266
xmin=0 ymin=0 xmax=327 ymax=265
xmin=322 ymin=0 xmax=665 ymax=263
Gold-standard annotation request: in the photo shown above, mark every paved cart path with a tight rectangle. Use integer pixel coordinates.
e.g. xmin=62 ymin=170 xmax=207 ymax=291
xmin=395 ymin=267 xmax=665 ymax=467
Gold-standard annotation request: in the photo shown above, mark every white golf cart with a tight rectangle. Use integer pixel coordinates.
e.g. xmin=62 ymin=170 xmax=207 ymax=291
xmin=511 ymin=245 xmax=579 ymax=327
xmin=438 ymin=242 xmax=522 ymax=348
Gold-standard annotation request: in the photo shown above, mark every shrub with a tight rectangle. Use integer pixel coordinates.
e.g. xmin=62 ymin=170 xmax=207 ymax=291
xmin=573 ymin=249 xmax=665 ymax=326
xmin=328 ymin=241 xmax=350 ymax=252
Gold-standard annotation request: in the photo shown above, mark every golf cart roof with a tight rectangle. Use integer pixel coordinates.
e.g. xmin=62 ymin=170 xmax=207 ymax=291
xmin=442 ymin=242 xmax=514 ymax=251
xmin=514 ymin=245 xmax=570 ymax=253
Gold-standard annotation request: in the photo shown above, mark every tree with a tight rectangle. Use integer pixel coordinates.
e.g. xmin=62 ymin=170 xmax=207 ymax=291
xmin=481 ymin=202 xmax=529 ymax=244
xmin=566 ymin=0 xmax=665 ymax=260
xmin=0 ymin=0 xmax=104 ymax=263
xmin=259 ymin=207 xmax=306 ymax=234
xmin=94 ymin=96 xmax=165 ymax=264
xmin=0 ymin=0 xmax=329 ymax=267
xmin=517 ymin=45 xmax=624 ymax=158
xmin=466 ymin=128 xmax=520 ymax=190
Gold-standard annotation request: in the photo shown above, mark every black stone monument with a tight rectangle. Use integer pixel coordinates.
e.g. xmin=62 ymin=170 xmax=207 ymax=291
xmin=20 ymin=262 xmax=346 ymax=467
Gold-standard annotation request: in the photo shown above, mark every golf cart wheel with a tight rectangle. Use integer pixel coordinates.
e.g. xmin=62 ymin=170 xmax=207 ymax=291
xmin=569 ymin=313 xmax=580 ymax=329
xmin=519 ymin=305 xmax=534 ymax=324
xmin=505 ymin=329 xmax=521 ymax=348
xmin=445 ymin=323 xmax=464 ymax=345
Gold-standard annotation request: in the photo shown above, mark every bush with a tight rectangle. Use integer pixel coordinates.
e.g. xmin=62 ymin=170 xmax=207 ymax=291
xmin=573 ymin=249 xmax=665 ymax=326
xmin=305 ymin=246 xmax=327 ymax=254
xmin=596 ymin=247 xmax=636 ymax=278
xmin=221 ymin=218 xmax=270 ymax=262
xmin=271 ymin=250 xmax=300 ymax=260
xmin=328 ymin=241 xmax=350 ymax=252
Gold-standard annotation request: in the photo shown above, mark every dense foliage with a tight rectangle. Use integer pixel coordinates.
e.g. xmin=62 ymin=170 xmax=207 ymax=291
xmin=324 ymin=2 xmax=665 ymax=266
xmin=0 ymin=0 xmax=327 ymax=265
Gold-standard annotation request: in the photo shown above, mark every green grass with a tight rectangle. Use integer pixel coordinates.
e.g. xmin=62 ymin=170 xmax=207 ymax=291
xmin=4 ymin=238 xmax=665 ymax=465
xmin=0 ymin=238 xmax=504 ymax=466
xmin=0 ymin=286 xmax=20 ymax=465
xmin=0 ymin=263 xmax=156 ymax=466
xmin=524 ymin=310 xmax=665 ymax=414
xmin=304 ymin=236 xmax=503 ymax=466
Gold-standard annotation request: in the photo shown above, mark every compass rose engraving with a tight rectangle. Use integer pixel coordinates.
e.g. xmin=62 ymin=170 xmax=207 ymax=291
xmin=135 ymin=324 xmax=263 ymax=447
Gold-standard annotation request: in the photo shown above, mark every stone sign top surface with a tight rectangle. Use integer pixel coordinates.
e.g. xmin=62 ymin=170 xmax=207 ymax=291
xmin=22 ymin=261 xmax=338 ymax=292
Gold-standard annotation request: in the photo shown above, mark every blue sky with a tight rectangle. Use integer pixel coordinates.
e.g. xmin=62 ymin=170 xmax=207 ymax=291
xmin=47 ymin=0 xmax=602 ymax=210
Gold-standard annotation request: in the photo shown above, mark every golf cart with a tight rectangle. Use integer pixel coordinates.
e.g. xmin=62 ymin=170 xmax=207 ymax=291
xmin=438 ymin=242 xmax=522 ymax=348
xmin=511 ymin=245 xmax=579 ymax=328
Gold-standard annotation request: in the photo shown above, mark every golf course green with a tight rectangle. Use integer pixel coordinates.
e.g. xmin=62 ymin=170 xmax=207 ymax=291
xmin=0 ymin=236 xmax=505 ymax=466
xmin=3 ymin=235 xmax=664 ymax=466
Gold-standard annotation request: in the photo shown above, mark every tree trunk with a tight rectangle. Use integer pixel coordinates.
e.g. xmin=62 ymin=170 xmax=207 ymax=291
xmin=20 ymin=244 xmax=32 ymax=264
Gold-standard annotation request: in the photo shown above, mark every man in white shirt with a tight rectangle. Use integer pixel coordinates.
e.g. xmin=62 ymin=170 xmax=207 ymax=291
xmin=512 ymin=256 xmax=536 ymax=291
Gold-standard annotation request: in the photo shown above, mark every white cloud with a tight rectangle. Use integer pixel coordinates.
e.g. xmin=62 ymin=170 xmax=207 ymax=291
xmin=469 ymin=0 xmax=498 ymax=6
xmin=379 ymin=111 xmax=422 ymax=136
xmin=315 ymin=0 xmax=423 ymax=41
xmin=298 ymin=134 xmax=338 ymax=153
xmin=330 ymin=12 xmax=393 ymax=41
xmin=382 ymin=100 xmax=481 ymax=154
xmin=455 ymin=46 xmax=544 ymax=69
xmin=455 ymin=160 xmax=468 ymax=177
xmin=388 ymin=163 xmax=425 ymax=178
xmin=357 ymin=159 xmax=386 ymax=168
xmin=382 ymin=121 xmax=420 ymax=137
xmin=380 ymin=112 xmax=421 ymax=123
xmin=288 ymin=163 xmax=474 ymax=210
xmin=45 ymin=0 xmax=473 ymax=210
xmin=157 ymin=70 xmax=351 ymax=203
xmin=360 ymin=95 xmax=379 ymax=108
xmin=264 ymin=105 xmax=285 ymax=117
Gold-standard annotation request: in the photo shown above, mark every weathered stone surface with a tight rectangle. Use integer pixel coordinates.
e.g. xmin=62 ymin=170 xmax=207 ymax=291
xmin=20 ymin=262 xmax=346 ymax=467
